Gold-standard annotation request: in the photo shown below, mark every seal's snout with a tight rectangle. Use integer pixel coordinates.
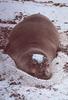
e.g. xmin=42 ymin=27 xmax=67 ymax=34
xmin=43 ymin=66 xmax=52 ymax=80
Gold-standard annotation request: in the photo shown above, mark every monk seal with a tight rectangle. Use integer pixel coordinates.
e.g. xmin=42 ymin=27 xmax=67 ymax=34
xmin=5 ymin=14 xmax=59 ymax=80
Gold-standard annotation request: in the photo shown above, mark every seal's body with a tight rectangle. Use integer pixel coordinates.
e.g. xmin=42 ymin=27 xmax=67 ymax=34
xmin=5 ymin=14 xmax=59 ymax=80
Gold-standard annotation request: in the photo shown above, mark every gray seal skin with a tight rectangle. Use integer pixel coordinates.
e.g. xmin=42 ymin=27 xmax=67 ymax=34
xmin=5 ymin=14 xmax=59 ymax=80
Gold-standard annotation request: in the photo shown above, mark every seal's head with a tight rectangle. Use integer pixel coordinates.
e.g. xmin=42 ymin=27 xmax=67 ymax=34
xmin=15 ymin=48 xmax=52 ymax=80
